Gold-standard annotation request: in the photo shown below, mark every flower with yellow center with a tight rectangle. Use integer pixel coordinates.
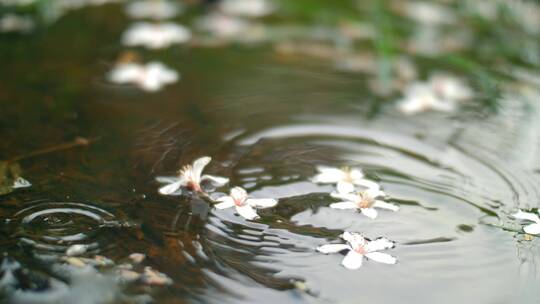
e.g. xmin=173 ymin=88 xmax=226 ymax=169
xmin=312 ymin=165 xmax=380 ymax=194
xmin=214 ymin=186 xmax=277 ymax=220
xmin=156 ymin=156 xmax=229 ymax=196
xmin=317 ymin=231 xmax=397 ymax=270
xmin=329 ymin=187 xmax=398 ymax=219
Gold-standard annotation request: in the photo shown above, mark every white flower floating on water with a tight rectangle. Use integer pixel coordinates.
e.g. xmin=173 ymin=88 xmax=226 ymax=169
xmin=512 ymin=210 xmax=540 ymax=235
xmin=312 ymin=165 xmax=380 ymax=194
xmin=317 ymin=231 xmax=397 ymax=270
xmin=122 ymin=22 xmax=191 ymax=49
xmin=196 ymin=13 xmax=249 ymax=39
xmin=156 ymin=156 xmax=229 ymax=195
xmin=398 ymin=73 xmax=473 ymax=115
xmin=219 ymin=0 xmax=274 ymax=18
xmin=108 ymin=61 xmax=178 ymax=92
xmin=125 ymin=0 xmax=180 ymax=20
xmin=0 ymin=14 xmax=34 ymax=33
xmin=330 ymin=187 xmax=398 ymax=219
xmin=214 ymin=186 xmax=277 ymax=220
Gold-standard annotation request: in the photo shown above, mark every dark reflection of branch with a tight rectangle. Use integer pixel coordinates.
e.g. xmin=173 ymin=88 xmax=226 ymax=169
xmin=9 ymin=137 xmax=99 ymax=163
xmin=401 ymin=237 xmax=456 ymax=246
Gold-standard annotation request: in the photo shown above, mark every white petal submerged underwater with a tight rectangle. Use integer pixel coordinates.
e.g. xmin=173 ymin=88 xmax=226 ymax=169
xmin=317 ymin=232 xmax=397 ymax=270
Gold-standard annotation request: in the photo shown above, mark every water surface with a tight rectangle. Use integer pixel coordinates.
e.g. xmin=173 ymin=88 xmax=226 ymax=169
xmin=1 ymin=0 xmax=540 ymax=303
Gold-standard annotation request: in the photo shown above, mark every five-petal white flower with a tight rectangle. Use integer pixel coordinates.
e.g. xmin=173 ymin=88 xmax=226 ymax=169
xmin=125 ymin=0 xmax=180 ymax=20
xmin=317 ymin=231 xmax=397 ymax=270
xmin=330 ymin=187 xmax=398 ymax=219
xmin=108 ymin=61 xmax=178 ymax=92
xmin=122 ymin=22 xmax=191 ymax=49
xmin=214 ymin=186 xmax=277 ymax=220
xmin=512 ymin=209 xmax=540 ymax=235
xmin=313 ymin=165 xmax=379 ymax=194
xmin=156 ymin=156 xmax=229 ymax=195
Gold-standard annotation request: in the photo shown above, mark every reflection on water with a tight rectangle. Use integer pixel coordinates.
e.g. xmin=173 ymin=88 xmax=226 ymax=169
xmin=1 ymin=0 xmax=540 ymax=303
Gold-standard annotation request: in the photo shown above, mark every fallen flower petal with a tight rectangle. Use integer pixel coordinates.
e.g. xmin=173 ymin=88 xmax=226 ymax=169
xmin=397 ymin=73 xmax=473 ymax=115
xmin=329 ymin=188 xmax=397 ymax=219
xmin=122 ymin=22 xmax=191 ymax=49
xmin=125 ymin=0 xmax=180 ymax=20
xmin=317 ymin=232 xmax=397 ymax=270
xmin=513 ymin=209 xmax=540 ymax=235
xmin=213 ymin=186 xmax=277 ymax=220
xmin=108 ymin=61 xmax=179 ymax=92
xmin=156 ymin=156 xmax=229 ymax=196
xmin=341 ymin=250 xmax=364 ymax=269
xmin=0 ymin=14 xmax=33 ymax=33
xmin=313 ymin=165 xmax=380 ymax=194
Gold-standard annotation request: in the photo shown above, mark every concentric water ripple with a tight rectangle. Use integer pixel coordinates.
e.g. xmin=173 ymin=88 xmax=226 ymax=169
xmin=9 ymin=201 xmax=124 ymax=255
xmin=182 ymin=119 xmax=540 ymax=303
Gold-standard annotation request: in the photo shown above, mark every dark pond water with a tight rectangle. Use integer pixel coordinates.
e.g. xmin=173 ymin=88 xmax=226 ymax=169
xmin=1 ymin=0 xmax=540 ymax=303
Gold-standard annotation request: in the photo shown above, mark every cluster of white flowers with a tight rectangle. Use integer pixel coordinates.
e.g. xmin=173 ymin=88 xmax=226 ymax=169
xmin=312 ymin=165 xmax=399 ymax=269
xmin=312 ymin=166 xmax=399 ymax=219
xmin=108 ymin=0 xmax=185 ymax=92
xmin=156 ymin=156 xmax=277 ymax=220
xmin=156 ymin=158 xmax=398 ymax=269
